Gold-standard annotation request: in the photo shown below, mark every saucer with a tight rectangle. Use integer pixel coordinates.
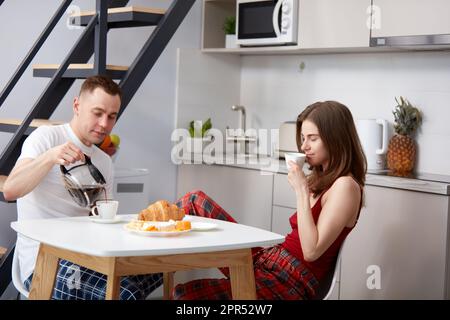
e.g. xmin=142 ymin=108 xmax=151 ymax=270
xmin=191 ymin=222 xmax=218 ymax=231
xmin=89 ymin=216 xmax=122 ymax=224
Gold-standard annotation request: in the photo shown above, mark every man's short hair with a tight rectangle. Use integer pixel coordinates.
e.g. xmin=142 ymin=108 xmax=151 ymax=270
xmin=79 ymin=75 xmax=122 ymax=101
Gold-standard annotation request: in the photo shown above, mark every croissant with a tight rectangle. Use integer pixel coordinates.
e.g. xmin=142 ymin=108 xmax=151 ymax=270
xmin=138 ymin=200 xmax=185 ymax=221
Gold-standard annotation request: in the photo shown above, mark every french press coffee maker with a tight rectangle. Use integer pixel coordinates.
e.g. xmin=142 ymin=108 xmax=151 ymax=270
xmin=60 ymin=154 xmax=106 ymax=207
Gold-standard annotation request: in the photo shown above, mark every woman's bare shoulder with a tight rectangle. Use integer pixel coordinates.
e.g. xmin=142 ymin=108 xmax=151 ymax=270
xmin=322 ymin=176 xmax=362 ymax=227
xmin=328 ymin=176 xmax=361 ymax=198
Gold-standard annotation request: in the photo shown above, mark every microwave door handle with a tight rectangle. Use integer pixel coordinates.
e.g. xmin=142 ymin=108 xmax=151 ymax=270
xmin=272 ymin=0 xmax=283 ymax=37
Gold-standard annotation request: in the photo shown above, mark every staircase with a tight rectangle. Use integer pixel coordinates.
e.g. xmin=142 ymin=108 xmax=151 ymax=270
xmin=0 ymin=0 xmax=196 ymax=298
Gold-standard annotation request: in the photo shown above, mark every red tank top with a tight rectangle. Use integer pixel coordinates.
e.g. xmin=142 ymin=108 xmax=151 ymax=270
xmin=281 ymin=192 xmax=357 ymax=282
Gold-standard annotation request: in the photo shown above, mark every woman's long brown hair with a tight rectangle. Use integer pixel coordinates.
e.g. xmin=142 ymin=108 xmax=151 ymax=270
xmin=296 ymin=101 xmax=367 ymax=198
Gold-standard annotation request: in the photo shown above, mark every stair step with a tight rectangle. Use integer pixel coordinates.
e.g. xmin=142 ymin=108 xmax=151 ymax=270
xmin=0 ymin=246 xmax=7 ymax=260
xmin=33 ymin=64 xmax=128 ymax=79
xmin=70 ymin=6 xmax=166 ymax=28
xmin=0 ymin=118 xmax=63 ymax=135
xmin=0 ymin=175 xmax=6 ymax=193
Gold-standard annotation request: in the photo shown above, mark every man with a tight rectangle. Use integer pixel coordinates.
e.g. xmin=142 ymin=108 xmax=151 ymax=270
xmin=3 ymin=75 xmax=162 ymax=299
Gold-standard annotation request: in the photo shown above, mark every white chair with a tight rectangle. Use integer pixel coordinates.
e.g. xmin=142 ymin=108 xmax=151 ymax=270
xmin=12 ymin=247 xmax=29 ymax=299
xmin=315 ymin=240 xmax=346 ymax=300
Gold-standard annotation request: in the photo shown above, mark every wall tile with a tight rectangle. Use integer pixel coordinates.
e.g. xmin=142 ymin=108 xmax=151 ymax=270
xmin=240 ymin=51 xmax=450 ymax=175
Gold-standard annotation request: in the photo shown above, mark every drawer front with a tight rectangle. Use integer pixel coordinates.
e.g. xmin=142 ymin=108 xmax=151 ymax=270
xmin=273 ymin=173 xmax=297 ymax=208
xmin=177 ymin=164 xmax=273 ymax=231
xmin=272 ymin=205 xmax=295 ymax=236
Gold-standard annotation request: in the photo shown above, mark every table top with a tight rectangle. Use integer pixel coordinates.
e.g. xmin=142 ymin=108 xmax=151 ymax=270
xmin=11 ymin=215 xmax=285 ymax=257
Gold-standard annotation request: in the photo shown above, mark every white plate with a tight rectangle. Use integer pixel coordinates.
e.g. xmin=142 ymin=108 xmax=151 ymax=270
xmin=191 ymin=222 xmax=218 ymax=231
xmin=89 ymin=216 xmax=122 ymax=224
xmin=123 ymin=225 xmax=191 ymax=237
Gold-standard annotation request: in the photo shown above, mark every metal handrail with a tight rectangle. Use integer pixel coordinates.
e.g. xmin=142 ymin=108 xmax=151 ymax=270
xmin=118 ymin=0 xmax=196 ymax=118
xmin=0 ymin=0 xmax=73 ymax=108
xmin=0 ymin=15 xmax=99 ymax=171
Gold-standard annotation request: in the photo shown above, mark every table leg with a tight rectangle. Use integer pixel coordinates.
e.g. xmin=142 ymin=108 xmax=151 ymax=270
xmin=105 ymin=275 xmax=121 ymax=300
xmin=29 ymin=244 xmax=59 ymax=300
xmin=163 ymin=272 xmax=174 ymax=300
xmin=229 ymin=249 xmax=257 ymax=300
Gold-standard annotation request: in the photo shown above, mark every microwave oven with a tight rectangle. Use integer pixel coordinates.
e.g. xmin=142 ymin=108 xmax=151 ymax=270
xmin=236 ymin=0 xmax=298 ymax=47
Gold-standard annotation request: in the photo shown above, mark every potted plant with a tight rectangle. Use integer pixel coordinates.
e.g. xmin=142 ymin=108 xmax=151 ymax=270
xmin=186 ymin=118 xmax=213 ymax=153
xmin=223 ymin=16 xmax=237 ymax=49
xmin=386 ymin=96 xmax=422 ymax=176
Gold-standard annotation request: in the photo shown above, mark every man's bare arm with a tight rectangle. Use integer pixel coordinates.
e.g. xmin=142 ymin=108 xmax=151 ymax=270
xmin=2 ymin=142 xmax=85 ymax=201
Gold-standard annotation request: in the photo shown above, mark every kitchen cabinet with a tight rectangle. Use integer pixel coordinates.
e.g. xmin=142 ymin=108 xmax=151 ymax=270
xmin=176 ymin=164 xmax=273 ymax=230
xmin=201 ymin=0 xmax=450 ymax=54
xmin=340 ymin=185 xmax=450 ymax=299
xmin=201 ymin=0 xmax=375 ymax=54
xmin=271 ymin=172 xmax=450 ymax=300
xmin=371 ymin=0 xmax=450 ymax=37
xmin=202 ymin=0 xmax=236 ymax=51
xmin=173 ymin=163 xmax=274 ymax=292
xmin=273 ymin=173 xmax=297 ymax=208
xmin=201 ymin=0 xmax=303 ymax=54
xmin=272 ymin=205 xmax=294 ymax=236
xmin=298 ymin=0 xmax=371 ymax=49
xmin=176 ymin=163 xmax=450 ymax=299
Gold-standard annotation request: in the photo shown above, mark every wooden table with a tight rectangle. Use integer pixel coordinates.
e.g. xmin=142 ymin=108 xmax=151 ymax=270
xmin=11 ymin=215 xmax=284 ymax=300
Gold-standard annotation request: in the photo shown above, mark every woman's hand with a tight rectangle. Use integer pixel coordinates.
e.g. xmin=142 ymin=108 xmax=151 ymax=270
xmin=287 ymin=161 xmax=309 ymax=195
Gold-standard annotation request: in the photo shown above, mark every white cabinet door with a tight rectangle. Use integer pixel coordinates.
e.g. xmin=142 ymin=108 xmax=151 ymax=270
xmin=299 ymin=0 xmax=372 ymax=48
xmin=340 ymin=185 xmax=450 ymax=299
xmin=272 ymin=205 xmax=295 ymax=236
xmin=177 ymin=165 xmax=274 ymax=231
xmin=273 ymin=173 xmax=297 ymax=208
xmin=372 ymin=0 xmax=450 ymax=37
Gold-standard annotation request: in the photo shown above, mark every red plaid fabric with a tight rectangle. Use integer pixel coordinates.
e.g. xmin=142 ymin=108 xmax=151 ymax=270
xmin=176 ymin=190 xmax=237 ymax=223
xmin=173 ymin=190 xmax=319 ymax=300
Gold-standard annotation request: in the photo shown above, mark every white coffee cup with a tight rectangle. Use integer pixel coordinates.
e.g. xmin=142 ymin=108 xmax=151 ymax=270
xmin=285 ymin=152 xmax=306 ymax=170
xmin=91 ymin=200 xmax=119 ymax=220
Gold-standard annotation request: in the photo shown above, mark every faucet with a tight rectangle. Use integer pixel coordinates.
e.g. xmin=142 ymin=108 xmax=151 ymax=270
xmin=230 ymin=105 xmax=254 ymax=156
xmin=231 ymin=105 xmax=246 ymax=134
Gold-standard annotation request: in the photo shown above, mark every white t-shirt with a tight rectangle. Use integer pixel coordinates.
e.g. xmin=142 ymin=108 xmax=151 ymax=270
xmin=15 ymin=123 xmax=113 ymax=283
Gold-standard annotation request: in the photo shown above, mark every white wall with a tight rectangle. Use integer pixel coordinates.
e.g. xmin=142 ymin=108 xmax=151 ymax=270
xmin=176 ymin=48 xmax=241 ymax=135
xmin=239 ymin=51 xmax=450 ymax=175
xmin=0 ymin=0 xmax=202 ymax=205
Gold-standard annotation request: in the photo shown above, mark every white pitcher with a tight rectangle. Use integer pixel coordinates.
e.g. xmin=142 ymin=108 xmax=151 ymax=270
xmin=356 ymin=119 xmax=388 ymax=171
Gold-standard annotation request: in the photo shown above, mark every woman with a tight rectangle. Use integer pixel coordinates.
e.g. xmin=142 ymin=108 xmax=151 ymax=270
xmin=173 ymin=101 xmax=367 ymax=300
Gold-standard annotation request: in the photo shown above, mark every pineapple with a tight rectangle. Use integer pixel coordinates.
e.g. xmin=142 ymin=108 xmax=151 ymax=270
xmin=386 ymin=97 xmax=422 ymax=175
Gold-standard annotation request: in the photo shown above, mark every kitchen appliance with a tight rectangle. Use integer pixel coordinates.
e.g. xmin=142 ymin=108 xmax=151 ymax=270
xmin=113 ymin=168 xmax=150 ymax=215
xmin=356 ymin=119 xmax=388 ymax=171
xmin=369 ymin=1 xmax=450 ymax=49
xmin=60 ymin=154 xmax=106 ymax=207
xmin=277 ymin=121 xmax=298 ymax=158
xmin=371 ymin=34 xmax=450 ymax=48
xmin=236 ymin=0 xmax=298 ymax=47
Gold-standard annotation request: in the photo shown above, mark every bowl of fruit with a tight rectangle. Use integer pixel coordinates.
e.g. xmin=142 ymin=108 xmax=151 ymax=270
xmin=97 ymin=134 xmax=120 ymax=161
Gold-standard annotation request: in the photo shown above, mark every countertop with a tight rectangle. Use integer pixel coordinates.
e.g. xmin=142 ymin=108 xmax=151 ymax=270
xmin=176 ymin=153 xmax=450 ymax=195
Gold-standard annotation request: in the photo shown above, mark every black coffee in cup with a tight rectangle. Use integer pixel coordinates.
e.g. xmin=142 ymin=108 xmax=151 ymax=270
xmin=66 ymin=184 xmax=106 ymax=208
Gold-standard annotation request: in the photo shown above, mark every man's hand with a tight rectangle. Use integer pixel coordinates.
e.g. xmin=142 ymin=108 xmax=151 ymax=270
xmin=48 ymin=142 xmax=85 ymax=166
